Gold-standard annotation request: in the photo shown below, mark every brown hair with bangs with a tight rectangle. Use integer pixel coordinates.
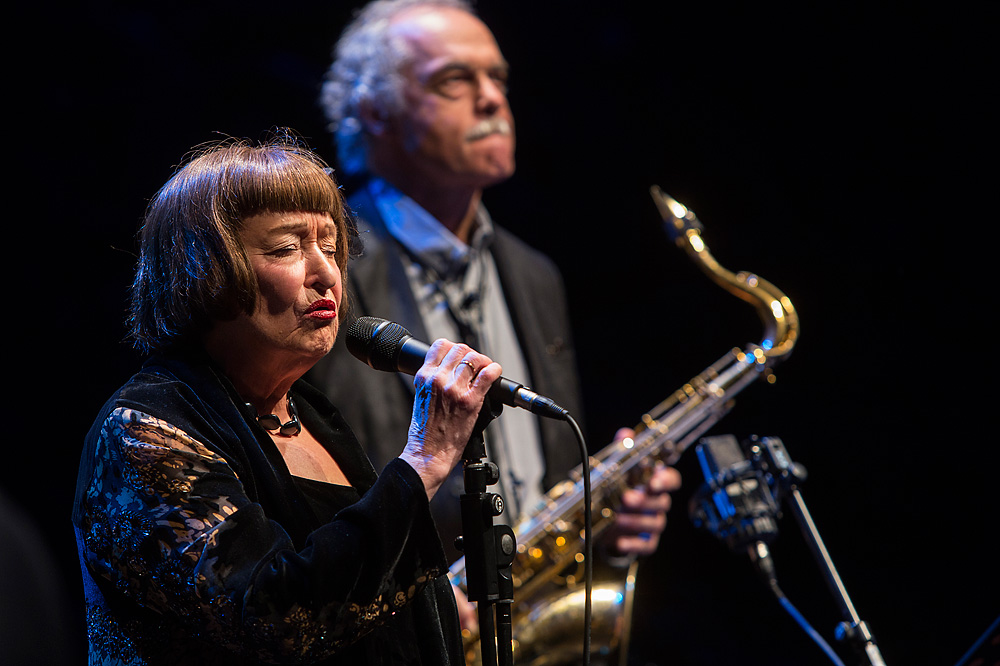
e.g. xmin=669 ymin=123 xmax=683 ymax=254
xmin=129 ymin=131 xmax=355 ymax=353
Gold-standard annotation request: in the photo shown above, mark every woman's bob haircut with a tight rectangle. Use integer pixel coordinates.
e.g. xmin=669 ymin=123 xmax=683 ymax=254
xmin=129 ymin=131 xmax=354 ymax=354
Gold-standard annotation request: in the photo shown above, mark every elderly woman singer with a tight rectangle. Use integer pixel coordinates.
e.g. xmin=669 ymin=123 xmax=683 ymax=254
xmin=72 ymin=135 xmax=498 ymax=665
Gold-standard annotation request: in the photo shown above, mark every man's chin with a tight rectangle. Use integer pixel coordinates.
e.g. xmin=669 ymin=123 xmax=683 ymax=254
xmin=477 ymin=160 xmax=516 ymax=188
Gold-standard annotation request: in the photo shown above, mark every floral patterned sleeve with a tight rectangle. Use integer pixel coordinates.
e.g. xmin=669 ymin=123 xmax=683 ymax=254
xmin=78 ymin=406 xmax=443 ymax=663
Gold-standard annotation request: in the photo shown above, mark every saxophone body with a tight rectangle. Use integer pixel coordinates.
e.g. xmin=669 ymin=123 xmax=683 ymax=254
xmin=450 ymin=189 xmax=799 ymax=665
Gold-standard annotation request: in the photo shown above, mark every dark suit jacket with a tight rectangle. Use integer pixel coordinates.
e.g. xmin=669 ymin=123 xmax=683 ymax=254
xmin=306 ymin=185 xmax=585 ymax=558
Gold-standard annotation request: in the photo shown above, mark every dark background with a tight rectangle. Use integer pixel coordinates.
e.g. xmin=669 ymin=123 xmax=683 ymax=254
xmin=7 ymin=2 xmax=996 ymax=665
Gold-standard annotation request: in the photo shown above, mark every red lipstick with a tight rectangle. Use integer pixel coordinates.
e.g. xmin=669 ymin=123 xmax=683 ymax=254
xmin=305 ymin=298 xmax=338 ymax=320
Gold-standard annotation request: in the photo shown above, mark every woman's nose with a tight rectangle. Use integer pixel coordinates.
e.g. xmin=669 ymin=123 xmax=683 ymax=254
xmin=307 ymin=248 xmax=339 ymax=292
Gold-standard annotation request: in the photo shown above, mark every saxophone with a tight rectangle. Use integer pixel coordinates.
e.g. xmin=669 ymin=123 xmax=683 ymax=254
xmin=450 ymin=188 xmax=800 ymax=665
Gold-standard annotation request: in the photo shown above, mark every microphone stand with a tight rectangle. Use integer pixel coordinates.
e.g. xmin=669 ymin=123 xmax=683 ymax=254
xmin=751 ymin=436 xmax=887 ymax=666
xmin=457 ymin=395 xmax=516 ymax=666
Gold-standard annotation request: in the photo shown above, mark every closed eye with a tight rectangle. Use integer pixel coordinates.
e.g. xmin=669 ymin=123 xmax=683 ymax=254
xmin=264 ymin=243 xmax=302 ymax=258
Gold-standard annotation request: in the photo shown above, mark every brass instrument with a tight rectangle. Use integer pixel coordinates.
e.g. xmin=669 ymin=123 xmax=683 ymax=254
xmin=450 ymin=188 xmax=800 ymax=665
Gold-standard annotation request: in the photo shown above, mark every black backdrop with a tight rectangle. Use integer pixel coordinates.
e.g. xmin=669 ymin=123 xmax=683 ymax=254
xmin=9 ymin=2 xmax=996 ymax=665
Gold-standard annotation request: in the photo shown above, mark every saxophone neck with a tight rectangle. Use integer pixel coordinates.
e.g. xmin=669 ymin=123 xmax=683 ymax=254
xmin=650 ymin=186 xmax=799 ymax=361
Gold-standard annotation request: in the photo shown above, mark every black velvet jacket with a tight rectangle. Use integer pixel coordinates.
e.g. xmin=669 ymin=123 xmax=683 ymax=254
xmin=72 ymin=350 xmax=463 ymax=665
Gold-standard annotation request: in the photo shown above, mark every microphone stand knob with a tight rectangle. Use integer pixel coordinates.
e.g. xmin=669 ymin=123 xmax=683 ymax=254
xmin=485 ymin=493 xmax=505 ymax=518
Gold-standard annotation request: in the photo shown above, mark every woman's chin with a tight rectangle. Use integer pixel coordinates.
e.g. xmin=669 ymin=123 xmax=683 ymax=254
xmin=305 ymin=331 xmax=338 ymax=360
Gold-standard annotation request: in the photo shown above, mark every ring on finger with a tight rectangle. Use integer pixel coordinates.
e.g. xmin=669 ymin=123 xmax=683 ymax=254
xmin=457 ymin=360 xmax=478 ymax=375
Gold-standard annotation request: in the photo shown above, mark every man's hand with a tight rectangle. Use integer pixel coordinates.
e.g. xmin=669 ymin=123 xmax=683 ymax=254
xmin=452 ymin=583 xmax=478 ymax=634
xmin=603 ymin=428 xmax=682 ymax=557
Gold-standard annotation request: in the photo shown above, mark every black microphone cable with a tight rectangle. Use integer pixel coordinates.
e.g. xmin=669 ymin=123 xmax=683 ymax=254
xmin=564 ymin=414 xmax=593 ymax=666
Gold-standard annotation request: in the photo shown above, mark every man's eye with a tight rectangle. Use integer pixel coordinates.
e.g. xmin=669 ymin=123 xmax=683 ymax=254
xmin=491 ymin=73 xmax=509 ymax=92
xmin=435 ymin=73 xmax=474 ymax=97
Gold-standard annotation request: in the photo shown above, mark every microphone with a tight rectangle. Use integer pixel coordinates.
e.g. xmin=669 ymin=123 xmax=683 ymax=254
xmin=689 ymin=434 xmax=780 ymax=551
xmin=346 ymin=316 xmax=569 ymax=420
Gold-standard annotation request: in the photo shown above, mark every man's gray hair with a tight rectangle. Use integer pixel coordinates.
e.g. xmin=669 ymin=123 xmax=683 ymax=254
xmin=321 ymin=0 xmax=475 ymax=176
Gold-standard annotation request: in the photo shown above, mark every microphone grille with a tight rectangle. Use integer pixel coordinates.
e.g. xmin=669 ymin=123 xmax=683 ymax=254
xmin=346 ymin=316 xmax=412 ymax=372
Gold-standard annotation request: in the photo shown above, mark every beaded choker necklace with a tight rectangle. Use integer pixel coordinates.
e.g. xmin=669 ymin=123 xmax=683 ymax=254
xmin=248 ymin=395 xmax=301 ymax=437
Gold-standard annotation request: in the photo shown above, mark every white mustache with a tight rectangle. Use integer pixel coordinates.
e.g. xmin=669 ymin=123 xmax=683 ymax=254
xmin=466 ymin=117 xmax=512 ymax=141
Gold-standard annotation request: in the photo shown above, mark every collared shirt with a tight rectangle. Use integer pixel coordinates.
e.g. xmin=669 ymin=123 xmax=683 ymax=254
xmin=369 ymin=178 xmax=546 ymax=522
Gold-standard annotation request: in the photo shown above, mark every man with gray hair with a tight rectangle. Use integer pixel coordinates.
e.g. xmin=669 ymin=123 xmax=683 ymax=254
xmin=308 ymin=0 xmax=681 ymax=655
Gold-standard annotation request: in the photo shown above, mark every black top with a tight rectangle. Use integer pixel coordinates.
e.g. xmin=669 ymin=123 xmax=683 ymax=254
xmin=72 ymin=349 xmax=463 ymax=665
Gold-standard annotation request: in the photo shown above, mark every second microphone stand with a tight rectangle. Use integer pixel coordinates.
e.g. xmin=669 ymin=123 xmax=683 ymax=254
xmin=750 ymin=436 xmax=886 ymax=666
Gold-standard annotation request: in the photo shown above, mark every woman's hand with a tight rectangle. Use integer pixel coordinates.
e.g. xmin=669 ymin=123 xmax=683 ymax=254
xmin=399 ymin=339 xmax=502 ymax=499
